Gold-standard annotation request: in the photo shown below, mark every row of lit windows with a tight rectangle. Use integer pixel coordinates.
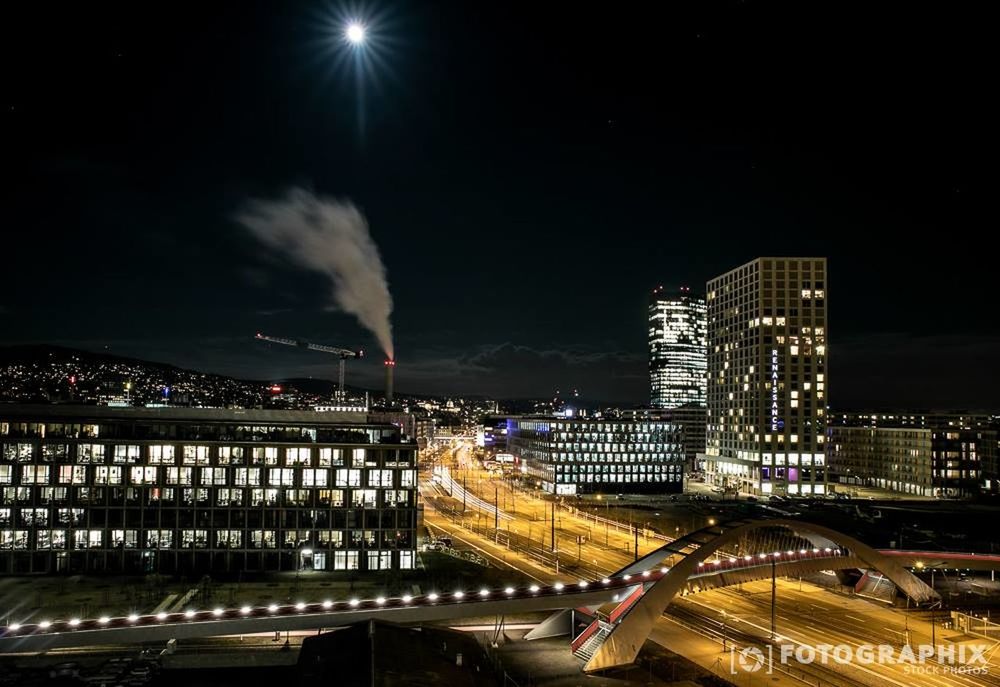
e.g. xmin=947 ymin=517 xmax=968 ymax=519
xmin=0 ymin=465 xmax=416 ymax=488
xmin=0 ymin=526 xmax=410 ymax=549
xmin=0 ymin=444 xmax=412 ymax=467
xmin=554 ymin=473 xmax=680 ymax=484
xmin=553 ymin=463 xmax=680 ymax=472
xmin=0 ymin=422 xmax=397 ymax=444
xmin=0 ymin=487 xmax=413 ymax=508
xmin=551 ymin=443 xmax=677 ymax=452
xmin=546 ymin=453 xmax=681 ymax=463
xmin=0 ymin=530 xmax=415 ymax=569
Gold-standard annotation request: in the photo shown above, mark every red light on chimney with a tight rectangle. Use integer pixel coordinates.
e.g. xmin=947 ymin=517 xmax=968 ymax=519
xmin=384 ymin=359 xmax=396 ymax=366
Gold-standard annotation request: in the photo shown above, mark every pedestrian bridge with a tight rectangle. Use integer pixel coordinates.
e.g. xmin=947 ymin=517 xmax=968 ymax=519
xmin=0 ymin=518 xmax=981 ymax=658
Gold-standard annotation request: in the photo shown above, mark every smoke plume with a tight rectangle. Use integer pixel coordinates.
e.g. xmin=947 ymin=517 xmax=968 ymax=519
xmin=237 ymin=188 xmax=394 ymax=359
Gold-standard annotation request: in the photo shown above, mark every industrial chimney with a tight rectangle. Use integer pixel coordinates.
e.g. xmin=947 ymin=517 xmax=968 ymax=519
xmin=384 ymin=359 xmax=395 ymax=404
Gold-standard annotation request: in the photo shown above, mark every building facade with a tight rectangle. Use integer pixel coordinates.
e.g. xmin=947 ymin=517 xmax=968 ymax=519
xmin=0 ymin=406 xmax=418 ymax=575
xmin=827 ymin=424 xmax=995 ymax=498
xmin=506 ymin=416 xmax=684 ymax=495
xmin=476 ymin=415 xmax=509 ymax=452
xmin=648 ymin=286 xmax=707 ymax=409
xmin=827 ymin=426 xmax=933 ymax=495
xmin=700 ymin=257 xmax=828 ymax=496
xmin=827 ymin=412 xmax=998 ymax=497
xmin=614 ymin=406 xmax=706 ymax=473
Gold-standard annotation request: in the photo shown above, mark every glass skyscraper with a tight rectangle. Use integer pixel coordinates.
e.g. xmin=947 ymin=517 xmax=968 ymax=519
xmin=648 ymin=286 xmax=707 ymax=409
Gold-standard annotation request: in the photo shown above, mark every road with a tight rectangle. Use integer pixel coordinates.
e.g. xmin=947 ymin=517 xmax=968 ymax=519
xmin=421 ymin=443 xmax=669 ymax=580
xmin=668 ymin=578 xmax=1000 ymax=687
xmin=423 ymin=442 xmax=1000 ymax=686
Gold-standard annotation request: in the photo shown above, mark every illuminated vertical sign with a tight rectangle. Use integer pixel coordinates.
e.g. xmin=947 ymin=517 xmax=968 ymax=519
xmin=770 ymin=349 xmax=779 ymax=431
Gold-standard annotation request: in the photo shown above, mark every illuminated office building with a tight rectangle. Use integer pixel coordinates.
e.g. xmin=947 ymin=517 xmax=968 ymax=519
xmin=699 ymin=258 xmax=828 ymax=496
xmin=648 ymin=286 xmax=707 ymax=409
xmin=506 ymin=416 xmax=684 ymax=495
xmin=0 ymin=406 xmax=418 ymax=575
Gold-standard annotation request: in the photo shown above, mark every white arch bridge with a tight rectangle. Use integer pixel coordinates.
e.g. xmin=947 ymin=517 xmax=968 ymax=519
xmin=1 ymin=518 xmax=978 ymax=669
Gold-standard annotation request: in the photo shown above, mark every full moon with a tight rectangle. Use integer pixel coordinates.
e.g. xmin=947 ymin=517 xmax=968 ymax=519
xmin=346 ymin=23 xmax=365 ymax=44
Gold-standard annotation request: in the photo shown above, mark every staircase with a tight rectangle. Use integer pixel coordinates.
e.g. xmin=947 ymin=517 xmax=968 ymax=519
xmin=572 ymin=620 xmax=613 ymax=662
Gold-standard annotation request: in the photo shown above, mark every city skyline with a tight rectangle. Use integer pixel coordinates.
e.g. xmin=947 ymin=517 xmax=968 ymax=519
xmin=3 ymin=2 xmax=995 ymax=408
xmin=4 ymin=4 xmax=1000 ymax=684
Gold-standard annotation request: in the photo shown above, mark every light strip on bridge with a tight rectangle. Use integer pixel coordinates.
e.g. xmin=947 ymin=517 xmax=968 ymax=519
xmin=0 ymin=549 xmax=851 ymax=639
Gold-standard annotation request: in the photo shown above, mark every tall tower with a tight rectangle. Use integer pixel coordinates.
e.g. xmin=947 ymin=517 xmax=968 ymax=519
xmin=648 ymin=286 xmax=707 ymax=409
xmin=700 ymin=258 xmax=828 ymax=496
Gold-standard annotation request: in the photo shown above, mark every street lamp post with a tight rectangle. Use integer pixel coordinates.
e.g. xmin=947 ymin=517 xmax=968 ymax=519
xmin=770 ymin=557 xmax=777 ymax=639
xmin=550 ymin=501 xmax=556 ymax=553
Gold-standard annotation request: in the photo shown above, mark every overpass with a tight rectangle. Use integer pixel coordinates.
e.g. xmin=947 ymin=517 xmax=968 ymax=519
xmin=0 ymin=518 xmax=985 ymax=658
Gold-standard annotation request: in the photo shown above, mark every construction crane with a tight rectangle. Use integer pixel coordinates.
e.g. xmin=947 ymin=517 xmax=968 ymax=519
xmin=254 ymin=332 xmax=364 ymax=398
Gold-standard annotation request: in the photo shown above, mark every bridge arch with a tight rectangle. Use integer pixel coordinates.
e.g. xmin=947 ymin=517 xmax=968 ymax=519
xmin=585 ymin=518 xmax=939 ymax=673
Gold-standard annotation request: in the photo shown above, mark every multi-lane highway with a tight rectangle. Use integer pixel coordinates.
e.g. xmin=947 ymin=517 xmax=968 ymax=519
xmin=421 ymin=443 xmax=667 ymax=580
xmin=664 ymin=577 xmax=1000 ymax=687
xmin=423 ymin=441 xmax=1000 ymax=686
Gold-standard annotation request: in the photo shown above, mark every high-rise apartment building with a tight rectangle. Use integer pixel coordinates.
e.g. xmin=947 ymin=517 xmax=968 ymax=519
xmin=699 ymin=258 xmax=828 ymax=496
xmin=648 ymin=286 xmax=707 ymax=409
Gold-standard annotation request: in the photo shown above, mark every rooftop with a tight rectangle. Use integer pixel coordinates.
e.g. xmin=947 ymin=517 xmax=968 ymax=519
xmin=0 ymin=403 xmax=379 ymax=427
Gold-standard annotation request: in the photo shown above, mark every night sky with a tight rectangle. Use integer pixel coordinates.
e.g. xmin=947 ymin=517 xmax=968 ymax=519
xmin=2 ymin=2 xmax=994 ymax=408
